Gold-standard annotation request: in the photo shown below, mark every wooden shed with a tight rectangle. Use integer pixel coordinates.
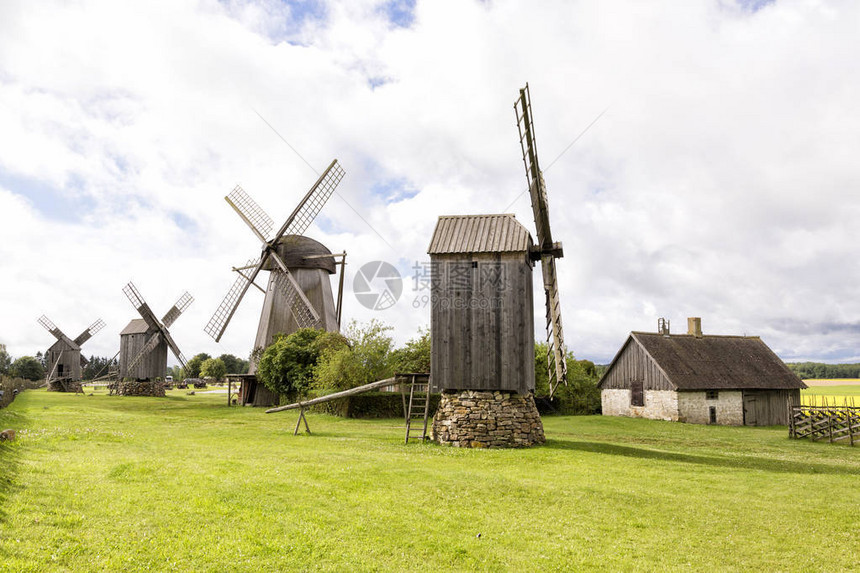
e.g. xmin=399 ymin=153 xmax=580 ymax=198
xmin=598 ymin=318 xmax=806 ymax=426
xmin=119 ymin=318 xmax=168 ymax=380
xmin=428 ymin=214 xmax=535 ymax=395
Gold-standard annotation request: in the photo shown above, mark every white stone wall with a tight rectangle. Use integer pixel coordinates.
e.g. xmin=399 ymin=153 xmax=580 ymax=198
xmin=677 ymin=391 xmax=743 ymax=425
xmin=601 ymin=389 xmax=679 ymax=421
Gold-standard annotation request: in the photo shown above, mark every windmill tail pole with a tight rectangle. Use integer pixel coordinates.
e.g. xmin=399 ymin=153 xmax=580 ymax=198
xmin=265 ymin=377 xmax=397 ymax=414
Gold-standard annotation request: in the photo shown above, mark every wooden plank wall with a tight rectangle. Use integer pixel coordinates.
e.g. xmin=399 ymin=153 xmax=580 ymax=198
xmin=742 ymin=389 xmax=798 ymax=426
xmin=600 ymin=339 xmax=673 ymax=391
xmin=430 ymin=252 xmax=534 ymax=394
xmin=47 ymin=340 xmax=82 ymax=380
xmin=119 ymin=333 xmax=168 ymax=380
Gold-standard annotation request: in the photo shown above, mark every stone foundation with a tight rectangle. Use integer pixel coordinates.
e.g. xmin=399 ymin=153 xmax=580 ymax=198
xmin=119 ymin=380 xmax=166 ymax=397
xmin=47 ymin=380 xmax=83 ymax=393
xmin=431 ymin=390 xmax=545 ymax=448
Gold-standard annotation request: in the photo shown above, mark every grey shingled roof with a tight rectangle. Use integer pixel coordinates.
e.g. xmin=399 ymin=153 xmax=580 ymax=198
xmin=120 ymin=318 xmax=151 ymax=336
xmin=629 ymin=332 xmax=806 ymax=391
xmin=428 ymin=214 xmax=532 ymax=254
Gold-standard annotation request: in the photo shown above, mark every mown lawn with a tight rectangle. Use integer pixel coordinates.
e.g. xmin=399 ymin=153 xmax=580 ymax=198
xmin=1 ymin=389 xmax=858 ymax=572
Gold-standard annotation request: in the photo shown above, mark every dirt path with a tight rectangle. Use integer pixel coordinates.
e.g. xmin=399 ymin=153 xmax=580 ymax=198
xmin=803 ymin=379 xmax=860 ymax=387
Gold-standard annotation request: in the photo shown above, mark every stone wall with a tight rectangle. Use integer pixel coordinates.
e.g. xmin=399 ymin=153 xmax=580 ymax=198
xmin=601 ymin=389 xmax=679 ymax=421
xmin=431 ymin=390 xmax=545 ymax=448
xmin=119 ymin=380 xmax=166 ymax=397
xmin=678 ymin=391 xmax=743 ymax=425
xmin=47 ymin=380 xmax=83 ymax=393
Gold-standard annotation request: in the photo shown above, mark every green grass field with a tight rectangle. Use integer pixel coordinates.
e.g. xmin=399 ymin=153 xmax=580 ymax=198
xmin=1 ymin=388 xmax=858 ymax=572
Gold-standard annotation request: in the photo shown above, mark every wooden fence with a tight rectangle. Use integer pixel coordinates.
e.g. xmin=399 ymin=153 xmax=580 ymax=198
xmin=789 ymin=403 xmax=860 ymax=445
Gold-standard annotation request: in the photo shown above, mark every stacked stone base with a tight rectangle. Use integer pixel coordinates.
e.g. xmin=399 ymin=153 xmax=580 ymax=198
xmin=47 ymin=380 xmax=83 ymax=393
xmin=431 ymin=390 xmax=545 ymax=448
xmin=119 ymin=380 xmax=166 ymax=397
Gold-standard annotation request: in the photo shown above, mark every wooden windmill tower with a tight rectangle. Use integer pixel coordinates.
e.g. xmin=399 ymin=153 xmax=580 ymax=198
xmin=205 ymin=160 xmax=346 ymax=406
xmin=118 ymin=282 xmax=193 ymax=396
xmin=37 ymin=315 xmax=105 ymax=392
xmin=428 ymin=84 xmax=568 ymax=448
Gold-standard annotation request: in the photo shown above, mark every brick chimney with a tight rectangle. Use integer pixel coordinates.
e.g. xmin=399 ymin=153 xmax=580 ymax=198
xmin=687 ymin=317 xmax=703 ymax=338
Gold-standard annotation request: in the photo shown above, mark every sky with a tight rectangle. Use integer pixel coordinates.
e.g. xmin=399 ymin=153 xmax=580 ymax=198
xmin=1 ymin=0 xmax=859 ymax=367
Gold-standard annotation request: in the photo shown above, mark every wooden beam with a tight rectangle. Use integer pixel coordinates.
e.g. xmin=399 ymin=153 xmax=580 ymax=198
xmin=265 ymin=377 xmax=397 ymax=414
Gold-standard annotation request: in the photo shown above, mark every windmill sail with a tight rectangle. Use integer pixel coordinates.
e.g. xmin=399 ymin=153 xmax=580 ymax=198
xmin=162 ymin=292 xmax=194 ymax=328
xmin=205 ymin=160 xmax=345 ymax=342
xmin=74 ymin=319 xmax=106 ymax=346
xmin=515 ymin=84 xmax=568 ymax=398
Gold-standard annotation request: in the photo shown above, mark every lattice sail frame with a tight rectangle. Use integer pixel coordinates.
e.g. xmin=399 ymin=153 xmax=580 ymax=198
xmin=205 ymin=160 xmax=345 ymax=342
xmin=515 ymin=84 xmax=568 ymax=398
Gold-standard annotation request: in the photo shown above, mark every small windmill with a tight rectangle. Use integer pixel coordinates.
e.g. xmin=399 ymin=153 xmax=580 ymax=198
xmin=515 ymin=83 xmax=568 ymax=398
xmin=205 ymin=160 xmax=346 ymax=379
xmin=119 ymin=282 xmax=193 ymax=394
xmin=428 ymin=84 xmax=568 ymax=447
xmin=38 ymin=315 xmax=105 ymax=392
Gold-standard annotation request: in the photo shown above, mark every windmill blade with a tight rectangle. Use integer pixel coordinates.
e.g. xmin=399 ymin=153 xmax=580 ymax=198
xmin=271 ymin=159 xmax=345 ymax=242
xmin=515 ymin=84 xmax=554 ymax=249
xmin=126 ymin=332 xmax=162 ymax=374
xmin=37 ymin=315 xmax=77 ymax=347
xmin=122 ymin=282 xmax=161 ymax=330
xmin=204 ymin=257 xmax=265 ymax=342
xmin=269 ymin=268 xmax=320 ymax=329
xmin=541 ymin=255 xmax=568 ymax=398
xmin=162 ymin=292 xmax=194 ymax=328
xmin=268 ymin=250 xmax=321 ymax=326
xmin=80 ymin=354 xmax=89 ymax=368
xmin=225 ymin=185 xmax=275 ymax=243
xmin=159 ymin=326 xmax=188 ymax=370
xmin=74 ymin=318 xmax=106 ymax=346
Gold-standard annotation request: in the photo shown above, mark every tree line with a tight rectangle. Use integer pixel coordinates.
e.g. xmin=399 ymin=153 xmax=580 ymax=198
xmin=785 ymin=362 xmax=860 ymax=380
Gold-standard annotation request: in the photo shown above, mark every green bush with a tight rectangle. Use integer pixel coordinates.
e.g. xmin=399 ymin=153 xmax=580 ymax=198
xmin=314 ymin=320 xmax=395 ymax=392
xmin=258 ymin=329 xmax=348 ymax=400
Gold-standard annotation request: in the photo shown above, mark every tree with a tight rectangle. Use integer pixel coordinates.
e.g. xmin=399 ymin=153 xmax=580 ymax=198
xmin=314 ymin=320 xmax=395 ymax=392
xmin=534 ymin=343 xmax=601 ymax=415
xmin=218 ymin=353 xmax=249 ymax=375
xmin=184 ymin=353 xmax=211 ymax=378
xmin=200 ymin=358 xmax=227 ymax=382
xmin=257 ymin=329 xmax=348 ymax=399
xmin=81 ymin=355 xmax=118 ymax=380
xmin=10 ymin=356 xmax=45 ymax=381
xmin=390 ymin=327 xmax=431 ymax=373
xmin=0 ymin=347 xmax=11 ymax=375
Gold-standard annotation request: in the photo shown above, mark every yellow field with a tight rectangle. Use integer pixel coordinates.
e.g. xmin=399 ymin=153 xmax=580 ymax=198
xmin=801 ymin=381 xmax=860 ymax=407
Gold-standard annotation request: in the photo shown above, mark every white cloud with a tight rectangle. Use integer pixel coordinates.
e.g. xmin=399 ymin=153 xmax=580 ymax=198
xmin=1 ymin=0 xmax=859 ymax=367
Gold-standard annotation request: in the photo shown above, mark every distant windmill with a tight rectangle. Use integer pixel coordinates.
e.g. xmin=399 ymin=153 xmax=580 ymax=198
xmin=118 ymin=282 xmax=193 ymax=396
xmin=38 ymin=315 xmax=105 ymax=392
xmin=428 ymin=84 xmax=568 ymax=448
xmin=205 ymin=160 xmax=346 ymax=406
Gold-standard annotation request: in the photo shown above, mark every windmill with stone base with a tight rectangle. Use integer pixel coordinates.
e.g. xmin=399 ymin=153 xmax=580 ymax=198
xmin=428 ymin=84 xmax=568 ymax=448
xmin=38 ymin=315 xmax=106 ymax=392
xmin=118 ymin=282 xmax=193 ymax=396
xmin=205 ymin=160 xmax=347 ymax=407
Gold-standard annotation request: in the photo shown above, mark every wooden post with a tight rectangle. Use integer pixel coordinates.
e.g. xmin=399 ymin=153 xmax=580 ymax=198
xmin=227 ymin=378 xmax=232 ymax=407
xmin=294 ymin=407 xmax=311 ymax=435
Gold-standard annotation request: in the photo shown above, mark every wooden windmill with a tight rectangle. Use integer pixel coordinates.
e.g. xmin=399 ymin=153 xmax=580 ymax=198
xmin=428 ymin=84 xmax=568 ymax=448
xmin=38 ymin=315 xmax=105 ymax=392
xmin=205 ymin=160 xmax=346 ymax=405
xmin=118 ymin=282 xmax=193 ymax=396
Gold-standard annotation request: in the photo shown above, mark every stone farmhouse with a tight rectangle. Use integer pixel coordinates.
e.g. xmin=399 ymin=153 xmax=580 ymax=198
xmin=598 ymin=318 xmax=806 ymax=426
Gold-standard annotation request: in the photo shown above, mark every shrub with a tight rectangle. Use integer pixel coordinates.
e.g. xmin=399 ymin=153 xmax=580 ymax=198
xmin=257 ymin=329 xmax=348 ymax=400
xmin=390 ymin=328 xmax=430 ymax=373
xmin=10 ymin=356 xmax=45 ymax=381
xmin=314 ymin=320 xmax=395 ymax=392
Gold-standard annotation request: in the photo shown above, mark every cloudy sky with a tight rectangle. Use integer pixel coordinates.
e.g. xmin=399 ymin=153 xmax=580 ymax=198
xmin=1 ymin=0 xmax=859 ymax=367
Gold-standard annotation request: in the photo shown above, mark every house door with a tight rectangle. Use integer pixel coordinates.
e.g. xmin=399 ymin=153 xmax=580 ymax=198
xmin=743 ymin=392 xmax=757 ymax=426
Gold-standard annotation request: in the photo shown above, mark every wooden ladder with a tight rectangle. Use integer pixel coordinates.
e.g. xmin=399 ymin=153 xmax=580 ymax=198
xmin=404 ymin=375 xmax=431 ymax=444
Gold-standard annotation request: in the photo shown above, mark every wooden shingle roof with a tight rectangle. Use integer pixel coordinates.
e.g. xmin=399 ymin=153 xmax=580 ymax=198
xmin=428 ymin=214 xmax=532 ymax=254
xmin=120 ymin=318 xmax=151 ymax=336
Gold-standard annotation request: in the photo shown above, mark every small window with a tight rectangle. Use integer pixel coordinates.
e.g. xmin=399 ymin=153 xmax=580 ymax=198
xmin=709 ymin=406 xmax=717 ymax=424
xmin=631 ymin=380 xmax=644 ymax=407
xmin=706 ymin=390 xmax=718 ymax=400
